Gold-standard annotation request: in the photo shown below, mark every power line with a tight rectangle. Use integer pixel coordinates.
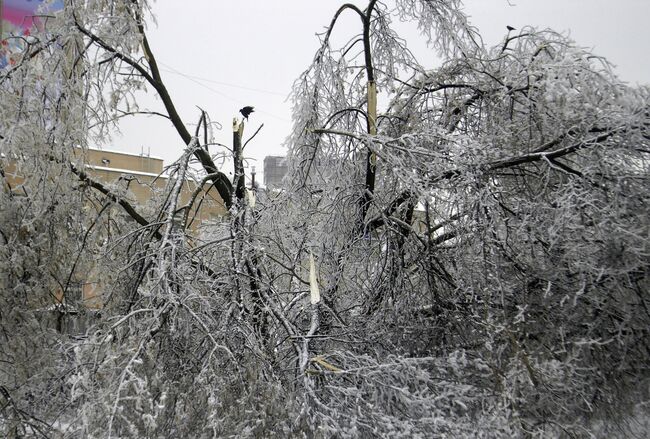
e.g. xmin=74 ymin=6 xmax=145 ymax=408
xmin=163 ymin=69 xmax=287 ymax=98
xmin=159 ymin=64 xmax=287 ymax=97
xmin=158 ymin=61 xmax=290 ymax=122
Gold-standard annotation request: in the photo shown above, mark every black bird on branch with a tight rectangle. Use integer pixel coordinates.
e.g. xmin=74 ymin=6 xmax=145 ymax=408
xmin=506 ymin=25 xmax=516 ymax=32
xmin=240 ymin=106 xmax=255 ymax=120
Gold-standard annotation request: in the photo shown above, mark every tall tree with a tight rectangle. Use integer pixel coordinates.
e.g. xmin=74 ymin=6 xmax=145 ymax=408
xmin=278 ymin=0 xmax=650 ymax=436
xmin=0 ymin=1 xmax=648 ymax=437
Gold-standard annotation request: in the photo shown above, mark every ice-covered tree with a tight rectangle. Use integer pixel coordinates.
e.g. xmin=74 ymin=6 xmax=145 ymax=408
xmin=275 ymin=0 xmax=650 ymax=436
xmin=1 ymin=0 xmax=648 ymax=437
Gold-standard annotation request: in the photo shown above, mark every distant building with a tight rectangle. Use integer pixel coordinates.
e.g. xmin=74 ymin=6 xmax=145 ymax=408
xmin=2 ymin=147 xmax=227 ymax=314
xmin=263 ymin=155 xmax=288 ymax=189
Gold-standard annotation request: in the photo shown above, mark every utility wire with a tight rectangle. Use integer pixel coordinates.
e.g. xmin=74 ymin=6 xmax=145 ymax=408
xmin=157 ymin=61 xmax=291 ymax=122
xmin=159 ymin=63 xmax=287 ymax=97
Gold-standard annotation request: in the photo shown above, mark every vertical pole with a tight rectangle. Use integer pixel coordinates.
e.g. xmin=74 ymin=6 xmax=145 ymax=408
xmin=232 ymin=119 xmax=246 ymax=203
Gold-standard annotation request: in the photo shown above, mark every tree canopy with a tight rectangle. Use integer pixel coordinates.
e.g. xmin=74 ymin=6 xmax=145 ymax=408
xmin=1 ymin=1 xmax=648 ymax=437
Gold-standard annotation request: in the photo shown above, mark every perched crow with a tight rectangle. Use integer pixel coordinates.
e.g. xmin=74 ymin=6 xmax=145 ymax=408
xmin=506 ymin=25 xmax=516 ymax=32
xmin=240 ymin=106 xmax=255 ymax=120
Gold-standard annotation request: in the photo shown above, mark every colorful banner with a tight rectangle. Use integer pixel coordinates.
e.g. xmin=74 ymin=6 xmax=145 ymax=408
xmin=1 ymin=0 xmax=64 ymax=68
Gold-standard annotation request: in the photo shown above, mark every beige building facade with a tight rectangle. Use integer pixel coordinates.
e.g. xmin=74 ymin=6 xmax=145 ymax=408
xmin=2 ymin=147 xmax=227 ymax=310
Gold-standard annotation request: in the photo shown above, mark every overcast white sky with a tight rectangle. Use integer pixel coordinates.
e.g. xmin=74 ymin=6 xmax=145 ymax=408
xmin=111 ymin=0 xmax=650 ymax=182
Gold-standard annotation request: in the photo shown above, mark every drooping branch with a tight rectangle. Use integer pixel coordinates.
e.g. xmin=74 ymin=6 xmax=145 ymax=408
xmin=69 ymin=162 xmax=160 ymax=238
xmin=68 ymin=154 xmax=228 ymax=278
xmin=362 ymin=0 xmax=379 ymax=84
xmin=314 ymin=3 xmax=365 ymax=65
xmin=75 ymin=10 xmax=234 ymax=209
xmin=365 ymin=190 xmax=413 ymax=234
